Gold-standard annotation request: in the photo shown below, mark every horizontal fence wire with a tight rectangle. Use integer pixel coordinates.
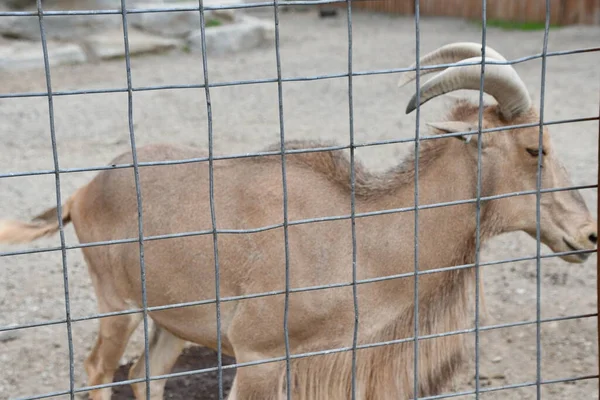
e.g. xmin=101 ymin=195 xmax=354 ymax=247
xmin=0 ymin=184 xmax=598 ymax=257
xmin=0 ymin=0 xmax=435 ymax=16
xmin=1 ymin=115 xmax=599 ymax=180
xmin=0 ymin=183 xmax=596 ymax=259
xmin=6 ymin=308 xmax=599 ymax=398
xmin=1 ymin=245 xmax=596 ymax=332
xmin=8 ymin=310 xmax=599 ymax=400
xmin=13 ymin=372 xmax=599 ymax=400
xmin=0 ymin=0 xmax=599 ymax=399
xmin=1 ymin=47 xmax=599 ymax=101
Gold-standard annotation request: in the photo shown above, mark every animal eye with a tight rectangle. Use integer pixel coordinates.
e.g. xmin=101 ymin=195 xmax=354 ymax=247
xmin=526 ymin=148 xmax=546 ymax=157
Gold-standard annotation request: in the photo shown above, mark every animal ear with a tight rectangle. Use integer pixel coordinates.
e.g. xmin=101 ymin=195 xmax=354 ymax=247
xmin=426 ymin=121 xmax=476 ymax=143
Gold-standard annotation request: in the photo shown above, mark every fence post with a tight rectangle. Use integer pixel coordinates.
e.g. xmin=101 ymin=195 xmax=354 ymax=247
xmin=597 ymin=85 xmax=600 ymax=398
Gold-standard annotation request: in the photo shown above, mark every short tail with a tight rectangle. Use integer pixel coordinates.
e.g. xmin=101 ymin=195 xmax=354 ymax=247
xmin=0 ymin=190 xmax=78 ymax=245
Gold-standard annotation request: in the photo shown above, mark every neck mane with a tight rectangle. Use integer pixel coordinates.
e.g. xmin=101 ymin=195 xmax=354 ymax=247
xmin=259 ymin=137 xmax=447 ymax=201
xmin=258 ymin=101 xmax=499 ymax=203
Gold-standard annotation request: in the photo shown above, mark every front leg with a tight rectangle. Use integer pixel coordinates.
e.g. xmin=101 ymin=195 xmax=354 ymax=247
xmin=226 ymin=358 xmax=284 ymax=400
xmin=129 ymin=325 xmax=186 ymax=400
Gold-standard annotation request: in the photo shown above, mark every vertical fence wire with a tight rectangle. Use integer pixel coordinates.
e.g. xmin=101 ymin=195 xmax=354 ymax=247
xmin=597 ymin=70 xmax=600 ymax=400
xmin=412 ymin=0 xmax=422 ymax=397
xmin=271 ymin=0 xmax=293 ymax=398
xmin=196 ymin=1 xmax=224 ymax=398
xmin=345 ymin=1 xmax=360 ymax=399
xmin=536 ymin=1 xmax=552 ymax=398
xmin=119 ymin=1 xmax=152 ymax=398
xmin=35 ymin=1 xmax=75 ymax=398
xmin=474 ymin=0 xmax=488 ymax=398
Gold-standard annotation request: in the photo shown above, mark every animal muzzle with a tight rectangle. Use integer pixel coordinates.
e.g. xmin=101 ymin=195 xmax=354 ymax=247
xmin=559 ymin=222 xmax=598 ymax=263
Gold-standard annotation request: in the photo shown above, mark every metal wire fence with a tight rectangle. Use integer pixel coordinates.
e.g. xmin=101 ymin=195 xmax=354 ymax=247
xmin=0 ymin=0 xmax=599 ymax=399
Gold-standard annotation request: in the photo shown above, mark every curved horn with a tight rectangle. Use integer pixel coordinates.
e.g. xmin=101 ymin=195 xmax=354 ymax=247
xmin=397 ymin=42 xmax=507 ymax=88
xmin=405 ymin=56 xmax=532 ymax=120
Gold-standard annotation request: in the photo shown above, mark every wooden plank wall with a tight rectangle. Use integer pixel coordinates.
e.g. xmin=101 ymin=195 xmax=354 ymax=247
xmin=333 ymin=0 xmax=600 ymax=25
xmin=560 ymin=0 xmax=600 ymax=24
xmin=347 ymin=0 xmax=413 ymax=14
xmin=419 ymin=0 xmax=564 ymax=24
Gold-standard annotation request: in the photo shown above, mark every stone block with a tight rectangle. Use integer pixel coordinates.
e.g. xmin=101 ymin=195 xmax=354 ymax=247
xmin=129 ymin=0 xmax=240 ymax=38
xmin=129 ymin=2 xmax=200 ymax=38
xmin=0 ymin=0 xmax=122 ymax=41
xmin=82 ymin=28 xmax=181 ymax=60
xmin=186 ymin=15 xmax=274 ymax=57
xmin=0 ymin=40 xmax=87 ymax=70
xmin=2 ymin=0 xmax=118 ymax=9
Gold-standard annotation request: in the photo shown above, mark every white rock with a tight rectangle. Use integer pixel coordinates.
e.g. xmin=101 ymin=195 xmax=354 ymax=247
xmin=186 ymin=15 xmax=274 ymax=56
xmin=35 ymin=0 xmax=120 ymax=8
xmin=0 ymin=40 xmax=86 ymax=71
xmin=5 ymin=0 xmax=118 ymax=9
xmin=129 ymin=2 xmax=200 ymax=38
xmin=0 ymin=0 xmax=122 ymax=41
xmin=129 ymin=1 xmax=237 ymax=38
xmin=83 ymin=28 xmax=181 ymax=60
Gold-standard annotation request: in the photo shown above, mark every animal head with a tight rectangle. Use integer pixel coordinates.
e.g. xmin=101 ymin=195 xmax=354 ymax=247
xmin=399 ymin=42 xmax=597 ymax=263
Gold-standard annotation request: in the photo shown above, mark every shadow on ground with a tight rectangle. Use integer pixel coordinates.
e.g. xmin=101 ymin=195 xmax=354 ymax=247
xmin=111 ymin=347 xmax=236 ymax=399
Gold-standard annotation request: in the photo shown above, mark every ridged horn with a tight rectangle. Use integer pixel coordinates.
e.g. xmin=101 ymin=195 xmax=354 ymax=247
xmin=397 ymin=42 xmax=507 ymax=88
xmin=405 ymin=56 xmax=532 ymax=120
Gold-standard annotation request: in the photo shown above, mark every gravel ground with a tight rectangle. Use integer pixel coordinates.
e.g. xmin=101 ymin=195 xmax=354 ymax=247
xmin=0 ymin=8 xmax=599 ymax=400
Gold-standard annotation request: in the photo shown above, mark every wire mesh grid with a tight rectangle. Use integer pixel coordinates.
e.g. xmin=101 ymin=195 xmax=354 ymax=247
xmin=0 ymin=0 xmax=599 ymax=399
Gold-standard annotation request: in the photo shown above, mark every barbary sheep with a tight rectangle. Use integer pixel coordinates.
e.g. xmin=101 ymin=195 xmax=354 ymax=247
xmin=0 ymin=42 xmax=596 ymax=400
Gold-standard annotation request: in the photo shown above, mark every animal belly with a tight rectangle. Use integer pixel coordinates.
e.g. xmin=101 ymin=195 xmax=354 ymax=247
xmin=118 ymin=236 xmax=241 ymax=356
xmin=148 ymin=301 xmax=237 ymax=357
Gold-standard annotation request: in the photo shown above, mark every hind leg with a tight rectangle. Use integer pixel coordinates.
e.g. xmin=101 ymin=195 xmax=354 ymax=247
xmin=84 ymin=312 xmax=143 ymax=400
xmin=81 ymin=249 xmax=144 ymax=400
xmin=129 ymin=325 xmax=186 ymax=399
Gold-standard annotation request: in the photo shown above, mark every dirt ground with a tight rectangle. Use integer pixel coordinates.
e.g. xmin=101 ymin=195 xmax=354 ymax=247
xmin=0 ymin=7 xmax=599 ymax=400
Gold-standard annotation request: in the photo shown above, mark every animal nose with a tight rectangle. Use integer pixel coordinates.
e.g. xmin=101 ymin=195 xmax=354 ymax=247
xmin=589 ymin=232 xmax=598 ymax=245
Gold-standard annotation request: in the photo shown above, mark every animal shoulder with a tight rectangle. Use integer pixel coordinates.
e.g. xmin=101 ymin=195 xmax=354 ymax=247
xmin=251 ymin=139 xmax=363 ymax=184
